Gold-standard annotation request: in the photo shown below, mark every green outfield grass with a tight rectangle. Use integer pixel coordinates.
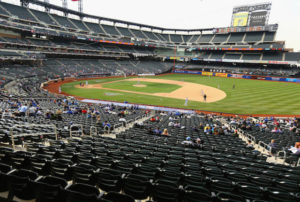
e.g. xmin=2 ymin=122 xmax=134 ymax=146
xmin=102 ymin=81 xmax=181 ymax=93
xmin=61 ymin=74 xmax=300 ymax=115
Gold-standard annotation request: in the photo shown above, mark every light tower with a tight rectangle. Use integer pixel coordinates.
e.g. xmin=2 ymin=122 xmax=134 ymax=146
xmin=44 ymin=0 xmax=50 ymax=12
xmin=78 ymin=0 xmax=83 ymax=13
xmin=62 ymin=0 xmax=68 ymax=9
xmin=62 ymin=0 xmax=68 ymax=16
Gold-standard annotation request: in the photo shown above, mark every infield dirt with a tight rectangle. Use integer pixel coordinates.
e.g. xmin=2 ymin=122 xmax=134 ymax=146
xmin=76 ymin=78 xmax=227 ymax=103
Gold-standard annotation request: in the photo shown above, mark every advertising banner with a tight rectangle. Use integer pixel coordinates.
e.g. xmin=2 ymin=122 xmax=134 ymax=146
xmin=230 ymin=74 xmax=244 ymax=78
xmin=249 ymin=11 xmax=268 ymax=26
xmin=216 ymin=73 xmax=228 ymax=78
xmin=202 ymin=72 xmax=213 ymax=76
xmin=233 ymin=12 xmax=249 ymax=27
xmin=173 ymin=70 xmax=300 ymax=83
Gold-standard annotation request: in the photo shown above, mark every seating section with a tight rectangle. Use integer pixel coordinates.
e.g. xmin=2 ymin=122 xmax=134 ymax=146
xmin=272 ymin=43 xmax=284 ymax=49
xmin=129 ymin=29 xmax=147 ymax=39
xmin=212 ymin=34 xmax=229 ymax=43
xmin=116 ymin=27 xmax=134 ymax=38
xmin=264 ymin=32 xmax=276 ymax=42
xmin=244 ymin=32 xmax=263 ymax=42
xmin=160 ymin=34 xmax=170 ymax=42
xmin=69 ymin=18 xmax=89 ymax=31
xmin=199 ymin=52 xmax=211 ymax=59
xmin=224 ymin=53 xmax=241 ymax=60
xmin=188 ymin=35 xmax=200 ymax=43
xmin=0 ymin=4 xmax=9 ymax=16
xmin=262 ymin=52 xmax=283 ymax=61
xmin=285 ymin=52 xmax=300 ymax=61
xmin=51 ymin=14 xmax=77 ymax=29
xmin=0 ymin=0 xmax=291 ymax=58
xmin=101 ymin=24 xmax=120 ymax=36
xmin=0 ymin=36 xmax=156 ymax=56
xmin=252 ymin=44 xmax=271 ymax=49
xmin=237 ymin=117 xmax=300 ymax=165
xmin=30 ymin=9 xmax=59 ymax=26
xmin=0 ymin=112 xmax=299 ymax=202
xmin=170 ymin=34 xmax=183 ymax=43
xmin=0 ymin=2 xmax=36 ymax=22
xmin=0 ymin=2 xmax=299 ymax=65
xmin=85 ymin=22 xmax=104 ymax=33
xmin=227 ymin=33 xmax=245 ymax=43
xmin=0 ymin=51 xmax=21 ymax=57
xmin=242 ymin=54 xmax=261 ymax=60
xmin=142 ymin=31 xmax=160 ymax=41
xmin=210 ymin=52 xmax=224 ymax=59
xmin=183 ymin=35 xmax=193 ymax=43
xmin=198 ymin=35 xmax=213 ymax=43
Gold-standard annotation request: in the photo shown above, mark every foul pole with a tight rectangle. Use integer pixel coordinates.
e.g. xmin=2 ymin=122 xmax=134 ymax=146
xmin=173 ymin=46 xmax=177 ymax=71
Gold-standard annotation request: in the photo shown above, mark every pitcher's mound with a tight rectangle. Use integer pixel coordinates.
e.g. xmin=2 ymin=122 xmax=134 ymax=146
xmin=133 ymin=84 xmax=147 ymax=87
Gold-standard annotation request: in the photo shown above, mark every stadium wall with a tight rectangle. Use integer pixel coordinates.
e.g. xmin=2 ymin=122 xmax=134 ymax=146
xmin=173 ymin=70 xmax=300 ymax=83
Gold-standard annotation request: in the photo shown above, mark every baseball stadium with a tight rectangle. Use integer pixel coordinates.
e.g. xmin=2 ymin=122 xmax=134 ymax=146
xmin=0 ymin=0 xmax=300 ymax=202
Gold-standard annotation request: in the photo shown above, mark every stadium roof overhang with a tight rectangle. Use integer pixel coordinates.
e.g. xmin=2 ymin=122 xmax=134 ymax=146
xmin=25 ymin=0 xmax=214 ymax=33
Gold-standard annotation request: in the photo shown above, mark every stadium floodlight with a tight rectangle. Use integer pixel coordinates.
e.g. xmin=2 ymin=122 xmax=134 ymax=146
xmin=71 ymin=0 xmax=83 ymax=13
xmin=62 ymin=0 xmax=67 ymax=9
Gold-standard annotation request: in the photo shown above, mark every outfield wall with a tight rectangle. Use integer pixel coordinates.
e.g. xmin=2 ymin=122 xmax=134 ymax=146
xmin=173 ymin=70 xmax=300 ymax=83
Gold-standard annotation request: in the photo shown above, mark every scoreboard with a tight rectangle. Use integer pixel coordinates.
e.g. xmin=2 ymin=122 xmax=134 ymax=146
xmin=231 ymin=2 xmax=272 ymax=27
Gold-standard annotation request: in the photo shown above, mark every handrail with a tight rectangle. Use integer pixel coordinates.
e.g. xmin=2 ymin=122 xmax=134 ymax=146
xmin=9 ymin=124 xmax=57 ymax=150
xmin=237 ymin=128 xmax=256 ymax=143
xmin=276 ymin=150 xmax=286 ymax=160
xmin=127 ymin=119 xmax=134 ymax=123
xmin=297 ymin=158 xmax=300 ymax=167
xmin=258 ymin=141 xmax=270 ymax=152
xmin=90 ymin=126 xmax=97 ymax=136
xmin=113 ymin=123 xmax=123 ymax=129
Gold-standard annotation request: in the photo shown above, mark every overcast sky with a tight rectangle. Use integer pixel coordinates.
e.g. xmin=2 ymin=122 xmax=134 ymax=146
xmin=5 ymin=0 xmax=300 ymax=51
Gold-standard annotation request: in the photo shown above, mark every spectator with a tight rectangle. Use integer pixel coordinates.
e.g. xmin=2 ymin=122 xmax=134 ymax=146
xmin=168 ymin=121 xmax=174 ymax=127
xmin=96 ymin=115 xmax=101 ymax=126
xmin=268 ymin=139 xmax=277 ymax=155
xmin=246 ymin=140 xmax=254 ymax=149
xmin=153 ymin=128 xmax=161 ymax=135
xmin=150 ymin=117 xmax=156 ymax=122
xmin=155 ymin=116 xmax=160 ymax=122
xmin=119 ymin=117 xmax=126 ymax=127
xmin=28 ymin=105 xmax=36 ymax=117
xmin=204 ymin=124 xmax=210 ymax=134
xmin=174 ymin=122 xmax=181 ymax=128
xmin=295 ymin=142 xmax=300 ymax=149
xmin=288 ymin=142 xmax=300 ymax=155
xmin=16 ymin=104 xmax=28 ymax=116
xmin=182 ymin=136 xmax=193 ymax=145
xmin=162 ymin=129 xmax=169 ymax=136
xmin=271 ymin=127 xmax=282 ymax=133
xmin=103 ymin=121 xmax=111 ymax=132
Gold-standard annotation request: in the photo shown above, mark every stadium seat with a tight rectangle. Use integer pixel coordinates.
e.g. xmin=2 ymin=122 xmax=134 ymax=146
xmin=7 ymin=169 xmax=38 ymax=200
xmin=65 ymin=183 xmax=101 ymax=202
xmin=34 ymin=175 xmax=67 ymax=202
xmin=103 ymin=192 xmax=135 ymax=202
